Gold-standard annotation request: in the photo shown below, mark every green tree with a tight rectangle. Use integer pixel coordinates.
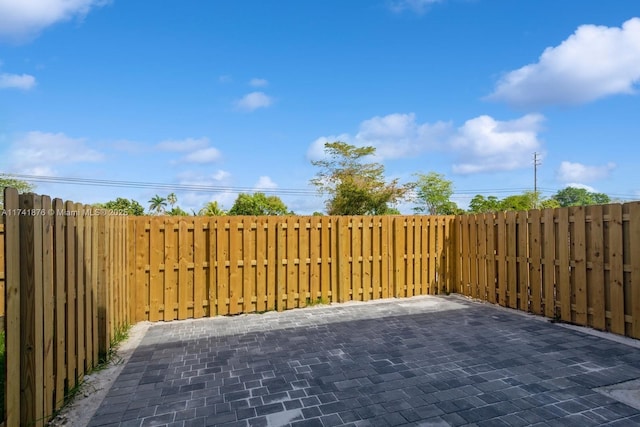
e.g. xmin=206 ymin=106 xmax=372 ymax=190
xmin=198 ymin=201 xmax=227 ymax=216
xmin=168 ymin=206 xmax=189 ymax=216
xmin=148 ymin=195 xmax=167 ymax=215
xmin=167 ymin=192 xmax=177 ymax=209
xmin=412 ymin=172 xmax=456 ymax=215
xmin=228 ymin=192 xmax=291 ymax=216
xmin=310 ymin=141 xmax=409 ymax=215
xmin=468 ymin=195 xmax=502 ymax=213
xmin=95 ymin=198 xmax=145 ymax=215
xmin=539 ymin=198 xmax=561 ymax=209
xmin=552 ymin=186 xmax=610 ymax=207
xmin=468 ymin=191 xmax=558 ymax=213
xmin=0 ymin=174 xmax=35 ymax=209
xmin=500 ymin=193 xmax=537 ymax=212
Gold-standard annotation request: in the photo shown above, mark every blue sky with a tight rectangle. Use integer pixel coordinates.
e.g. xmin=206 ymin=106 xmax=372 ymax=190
xmin=0 ymin=0 xmax=639 ymax=214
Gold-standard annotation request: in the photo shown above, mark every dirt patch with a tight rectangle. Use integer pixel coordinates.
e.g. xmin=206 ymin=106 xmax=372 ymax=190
xmin=47 ymin=321 xmax=151 ymax=426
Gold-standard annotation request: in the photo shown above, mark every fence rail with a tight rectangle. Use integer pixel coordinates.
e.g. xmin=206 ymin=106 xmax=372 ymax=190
xmin=130 ymin=215 xmax=454 ymax=322
xmin=455 ymin=203 xmax=640 ymax=338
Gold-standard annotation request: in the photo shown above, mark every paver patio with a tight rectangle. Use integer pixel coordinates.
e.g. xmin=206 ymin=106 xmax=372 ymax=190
xmin=88 ymin=295 xmax=640 ymax=427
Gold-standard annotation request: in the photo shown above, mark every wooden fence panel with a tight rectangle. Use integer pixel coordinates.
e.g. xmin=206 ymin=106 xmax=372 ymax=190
xmin=542 ymin=208 xmax=556 ymax=318
xmin=571 ymin=207 xmax=588 ymax=325
xmin=459 ymin=215 xmax=470 ymax=297
xmin=528 ymin=209 xmax=542 ymax=315
xmin=627 ymin=202 xmax=640 ymax=338
xmin=471 ymin=215 xmax=481 ymax=299
xmin=52 ymin=199 xmax=66 ymax=410
xmin=426 ymin=216 xmax=437 ymax=295
xmin=193 ymin=219 xmax=206 ymax=318
xmin=163 ymin=218 xmax=176 ymax=321
xmin=556 ymin=208 xmax=571 ymax=322
xmin=506 ymin=211 xmax=517 ymax=309
xmin=516 ymin=211 xmax=529 ymax=312
xmin=449 ymin=204 xmax=640 ymax=337
xmin=606 ymin=204 xmax=625 ymax=335
xmin=587 ymin=205 xmax=605 ymax=330
xmin=477 ymin=215 xmax=487 ymax=301
xmin=407 ymin=217 xmax=416 ymax=297
xmin=485 ymin=214 xmax=496 ymax=304
xmin=4 ymin=189 xmax=19 ymax=427
xmin=496 ymin=211 xmax=507 ymax=306
xmin=42 ymin=197 xmax=54 ymax=419
xmin=127 ymin=215 xmax=458 ymax=322
xmin=413 ymin=216 xmax=423 ymax=295
xmin=441 ymin=217 xmax=453 ymax=293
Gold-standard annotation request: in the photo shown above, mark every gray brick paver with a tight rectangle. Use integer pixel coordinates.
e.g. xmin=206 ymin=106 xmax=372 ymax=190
xmin=88 ymin=295 xmax=640 ymax=426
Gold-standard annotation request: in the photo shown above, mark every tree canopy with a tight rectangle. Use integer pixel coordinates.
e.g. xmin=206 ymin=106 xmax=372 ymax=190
xmin=198 ymin=201 xmax=227 ymax=216
xmin=0 ymin=174 xmax=35 ymax=209
xmin=228 ymin=192 xmax=291 ymax=216
xmin=95 ymin=197 xmax=145 ymax=215
xmin=411 ymin=172 xmax=459 ymax=215
xmin=310 ymin=141 xmax=409 ymax=215
xmin=148 ymin=195 xmax=167 ymax=215
xmin=551 ymin=187 xmax=610 ymax=207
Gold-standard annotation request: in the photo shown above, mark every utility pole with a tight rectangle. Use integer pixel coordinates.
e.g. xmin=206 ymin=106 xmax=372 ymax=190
xmin=533 ymin=152 xmax=541 ymax=208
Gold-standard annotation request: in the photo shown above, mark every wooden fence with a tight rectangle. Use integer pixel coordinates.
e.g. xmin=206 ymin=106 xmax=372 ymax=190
xmin=2 ymin=188 xmax=130 ymax=427
xmin=4 ymin=191 xmax=640 ymax=426
xmin=129 ymin=215 xmax=455 ymax=322
xmin=455 ymin=203 xmax=640 ymax=339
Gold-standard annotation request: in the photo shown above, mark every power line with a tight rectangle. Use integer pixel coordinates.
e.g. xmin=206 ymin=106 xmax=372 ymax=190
xmin=7 ymin=173 xmax=319 ymax=196
xmin=5 ymin=173 xmax=639 ymax=202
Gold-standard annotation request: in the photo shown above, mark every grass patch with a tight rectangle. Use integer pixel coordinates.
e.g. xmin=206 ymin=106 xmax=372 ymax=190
xmin=52 ymin=323 xmax=132 ymax=422
xmin=98 ymin=322 xmax=131 ymax=367
xmin=306 ymin=296 xmax=330 ymax=307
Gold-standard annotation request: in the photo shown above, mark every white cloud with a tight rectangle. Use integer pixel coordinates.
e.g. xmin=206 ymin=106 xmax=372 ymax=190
xmin=211 ymin=170 xmax=231 ymax=181
xmin=176 ymin=170 xmax=231 ymax=186
xmin=0 ymin=0 xmax=109 ymax=42
xmin=156 ymin=137 xmax=210 ymax=152
xmin=157 ymin=138 xmax=222 ymax=164
xmin=254 ymin=176 xmax=277 ymax=190
xmin=182 ymin=147 xmax=221 ymax=164
xmin=450 ymin=114 xmax=544 ymax=174
xmin=0 ymin=72 xmax=36 ymax=89
xmin=306 ymin=133 xmax=352 ymax=161
xmin=235 ymin=91 xmax=273 ymax=112
xmin=7 ymin=131 xmax=104 ymax=175
xmin=307 ymin=113 xmax=450 ymax=161
xmin=556 ymin=161 xmax=615 ymax=183
xmin=309 ymin=113 xmax=544 ymax=176
xmin=249 ymin=78 xmax=268 ymax=87
xmin=355 ymin=113 xmax=450 ymax=159
xmin=218 ymin=75 xmax=232 ymax=83
xmin=563 ymin=183 xmax=597 ymax=193
xmin=489 ymin=18 xmax=640 ymax=107
xmin=176 ymin=170 xmax=235 ymax=212
xmin=389 ymin=0 xmax=442 ymax=14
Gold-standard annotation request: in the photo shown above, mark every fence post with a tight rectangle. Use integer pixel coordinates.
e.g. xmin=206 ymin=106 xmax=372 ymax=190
xmin=19 ymin=193 xmax=45 ymax=426
xmin=97 ymin=213 xmax=109 ymax=357
xmin=4 ymin=188 xmax=20 ymax=427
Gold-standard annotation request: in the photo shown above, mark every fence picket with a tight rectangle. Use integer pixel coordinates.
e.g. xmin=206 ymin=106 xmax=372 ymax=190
xmin=628 ymin=203 xmax=640 ymax=338
xmin=587 ymin=205 xmax=605 ymax=330
xmin=542 ymin=208 xmax=556 ymax=318
xmin=607 ymin=204 xmax=625 ymax=335
xmin=572 ymin=207 xmax=588 ymax=324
